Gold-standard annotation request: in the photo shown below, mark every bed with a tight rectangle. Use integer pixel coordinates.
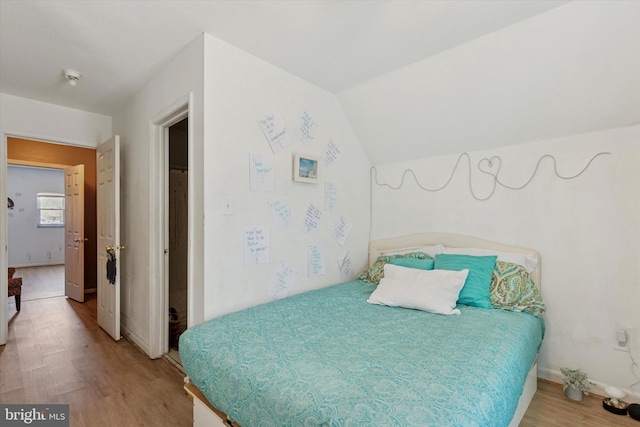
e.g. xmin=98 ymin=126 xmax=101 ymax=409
xmin=180 ymin=232 xmax=545 ymax=427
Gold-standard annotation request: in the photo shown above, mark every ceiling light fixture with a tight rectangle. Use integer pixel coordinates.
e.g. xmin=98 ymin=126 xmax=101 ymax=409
xmin=63 ymin=68 xmax=81 ymax=86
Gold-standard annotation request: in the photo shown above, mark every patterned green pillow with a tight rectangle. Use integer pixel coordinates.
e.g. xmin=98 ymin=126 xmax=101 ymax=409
xmin=359 ymin=252 xmax=430 ymax=285
xmin=490 ymin=260 xmax=546 ymax=317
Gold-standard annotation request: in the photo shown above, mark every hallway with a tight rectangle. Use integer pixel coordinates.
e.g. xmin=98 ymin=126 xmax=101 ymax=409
xmin=1 ymin=294 xmax=192 ymax=426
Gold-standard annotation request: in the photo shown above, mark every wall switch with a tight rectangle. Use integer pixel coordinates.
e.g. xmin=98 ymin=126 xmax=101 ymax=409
xmin=614 ymin=329 xmax=629 ymax=352
xmin=223 ymin=199 xmax=233 ymax=215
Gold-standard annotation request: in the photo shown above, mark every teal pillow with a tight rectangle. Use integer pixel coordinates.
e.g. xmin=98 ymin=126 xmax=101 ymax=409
xmin=434 ymin=254 xmax=497 ymax=309
xmin=388 ymin=257 xmax=434 ymax=271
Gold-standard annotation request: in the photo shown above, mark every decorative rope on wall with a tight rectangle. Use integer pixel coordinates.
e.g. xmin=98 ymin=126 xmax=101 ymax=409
xmin=371 ymin=151 xmax=612 ymax=201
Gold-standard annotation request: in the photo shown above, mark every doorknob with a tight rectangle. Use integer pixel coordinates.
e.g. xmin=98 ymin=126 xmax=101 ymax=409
xmin=106 ymin=245 xmax=126 ymax=251
xmin=73 ymin=238 xmax=88 ymax=242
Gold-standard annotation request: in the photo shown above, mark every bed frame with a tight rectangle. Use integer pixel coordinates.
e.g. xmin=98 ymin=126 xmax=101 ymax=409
xmin=185 ymin=232 xmax=542 ymax=427
xmin=368 ymin=232 xmax=541 ymax=291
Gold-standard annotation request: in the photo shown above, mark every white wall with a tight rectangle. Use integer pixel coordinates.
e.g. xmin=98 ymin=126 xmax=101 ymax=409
xmin=338 ymin=1 xmax=640 ymax=165
xmin=371 ymin=125 xmax=640 ymax=398
xmin=111 ymin=34 xmax=371 ymax=356
xmin=7 ymin=165 xmax=64 ymax=267
xmin=111 ymin=35 xmax=205 ymax=354
xmin=0 ymin=93 xmax=112 ymax=345
xmin=0 ymin=93 xmax=112 ymax=146
xmin=202 ymin=35 xmax=371 ymax=320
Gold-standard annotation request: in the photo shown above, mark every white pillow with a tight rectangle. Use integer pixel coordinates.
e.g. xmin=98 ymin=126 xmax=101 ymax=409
xmin=367 ymin=264 xmax=469 ymax=315
xmin=381 ymin=244 xmax=446 ymax=259
xmin=445 ymin=247 xmax=538 ymax=273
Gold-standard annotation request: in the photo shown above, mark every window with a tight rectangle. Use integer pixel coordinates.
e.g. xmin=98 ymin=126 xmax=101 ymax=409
xmin=37 ymin=193 xmax=65 ymax=227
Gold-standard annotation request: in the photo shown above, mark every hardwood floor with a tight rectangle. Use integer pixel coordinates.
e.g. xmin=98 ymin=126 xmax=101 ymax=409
xmin=11 ymin=265 xmax=65 ymax=302
xmin=521 ymin=379 xmax=639 ymax=426
xmin=1 ymin=295 xmax=192 ymax=427
xmin=1 ymin=295 xmax=637 ymax=426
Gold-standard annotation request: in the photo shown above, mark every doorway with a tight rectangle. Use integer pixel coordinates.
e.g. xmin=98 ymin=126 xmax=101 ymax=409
xmin=166 ymin=117 xmax=189 ymax=366
xmin=7 ymin=165 xmax=65 ymax=310
xmin=5 ymin=138 xmax=97 ymax=307
xmin=148 ymin=94 xmax=195 ymax=360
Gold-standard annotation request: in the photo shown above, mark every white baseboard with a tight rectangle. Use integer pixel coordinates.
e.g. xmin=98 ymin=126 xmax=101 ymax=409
xmin=538 ymin=367 xmax=640 ymax=402
xmin=10 ymin=263 xmax=64 ymax=268
xmin=121 ymin=323 xmax=152 ymax=357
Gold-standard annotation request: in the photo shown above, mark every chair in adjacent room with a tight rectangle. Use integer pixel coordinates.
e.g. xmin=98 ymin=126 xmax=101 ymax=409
xmin=8 ymin=267 xmax=22 ymax=311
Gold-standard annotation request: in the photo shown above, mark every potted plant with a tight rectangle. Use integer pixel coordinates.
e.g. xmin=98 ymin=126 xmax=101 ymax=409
xmin=560 ymin=367 xmax=595 ymax=401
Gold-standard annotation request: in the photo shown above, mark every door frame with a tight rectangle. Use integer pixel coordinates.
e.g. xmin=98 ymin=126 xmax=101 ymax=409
xmin=1 ymin=131 xmax=94 ymax=345
xmin=1 ymin=131 xmax=7 ymax=345
xmin=148 ymin=93 xmax=193 ymax=358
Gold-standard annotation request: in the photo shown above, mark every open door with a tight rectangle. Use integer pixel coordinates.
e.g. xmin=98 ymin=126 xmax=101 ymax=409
xmin=64 ymin=164 xmax=85 ymax=302
xmin=96 ymin=135 xmax=121 ymax=341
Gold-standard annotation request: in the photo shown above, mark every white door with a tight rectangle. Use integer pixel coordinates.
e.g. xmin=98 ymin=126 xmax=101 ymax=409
xmin=64 ymin=164 xmax=85 ymax=302
xmin=96 ymin=135 xmax=121 ymax=341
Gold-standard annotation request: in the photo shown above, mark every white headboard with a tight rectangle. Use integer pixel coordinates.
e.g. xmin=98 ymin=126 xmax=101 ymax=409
xmin=369 ymin=232 xmax=541 ymax=291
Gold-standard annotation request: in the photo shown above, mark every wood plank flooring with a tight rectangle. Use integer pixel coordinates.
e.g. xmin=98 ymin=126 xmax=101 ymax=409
xmin=10 ymin=265 xmax=65 ymax=301
xmin=522 ymin=379 xmax=639 ymax=426
xmin=2 ymin=295 xmax=637 ymax=426
xmin=1 ymin=295 xmax=192 ymax=427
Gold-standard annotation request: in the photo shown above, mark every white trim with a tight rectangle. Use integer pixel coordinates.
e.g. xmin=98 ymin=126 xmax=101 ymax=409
xmin=121 ymin=323 xmax=151 ymax=356
xmin=538 ymin=366 xmax=640 ymax=400
xmin=148 ymin=93 xmax=192 ymax=359
xmin=1 ymin=132 xmax=8 ymax=345
xmin=8 ymin=262 xmax=65 ymax=269
xmin=185 ymin=102 xmax=198 ymax=330
xmin=2 ymin=130 xmax=88 ymax=345
xmin=3 ymin=130 xmax=99 ymax=149
xmin=1 ymin=118 xmax=106 ymax=345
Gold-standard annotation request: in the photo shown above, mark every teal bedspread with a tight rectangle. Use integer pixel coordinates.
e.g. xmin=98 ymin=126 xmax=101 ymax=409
xmin=180 ymin=280 xmax=543 ymax=427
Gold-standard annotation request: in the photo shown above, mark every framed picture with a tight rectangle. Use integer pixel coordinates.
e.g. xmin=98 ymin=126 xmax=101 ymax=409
xmin=293 ymin=153 xmax=319 ymax=183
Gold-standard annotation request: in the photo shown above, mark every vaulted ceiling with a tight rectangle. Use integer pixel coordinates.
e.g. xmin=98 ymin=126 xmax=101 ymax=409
xmin=1 ymin=1 xmax=638 ymax=163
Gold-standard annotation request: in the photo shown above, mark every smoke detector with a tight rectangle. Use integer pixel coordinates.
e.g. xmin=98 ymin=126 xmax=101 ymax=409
xmin=63 ymin=68 xmax=81 ymax=86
